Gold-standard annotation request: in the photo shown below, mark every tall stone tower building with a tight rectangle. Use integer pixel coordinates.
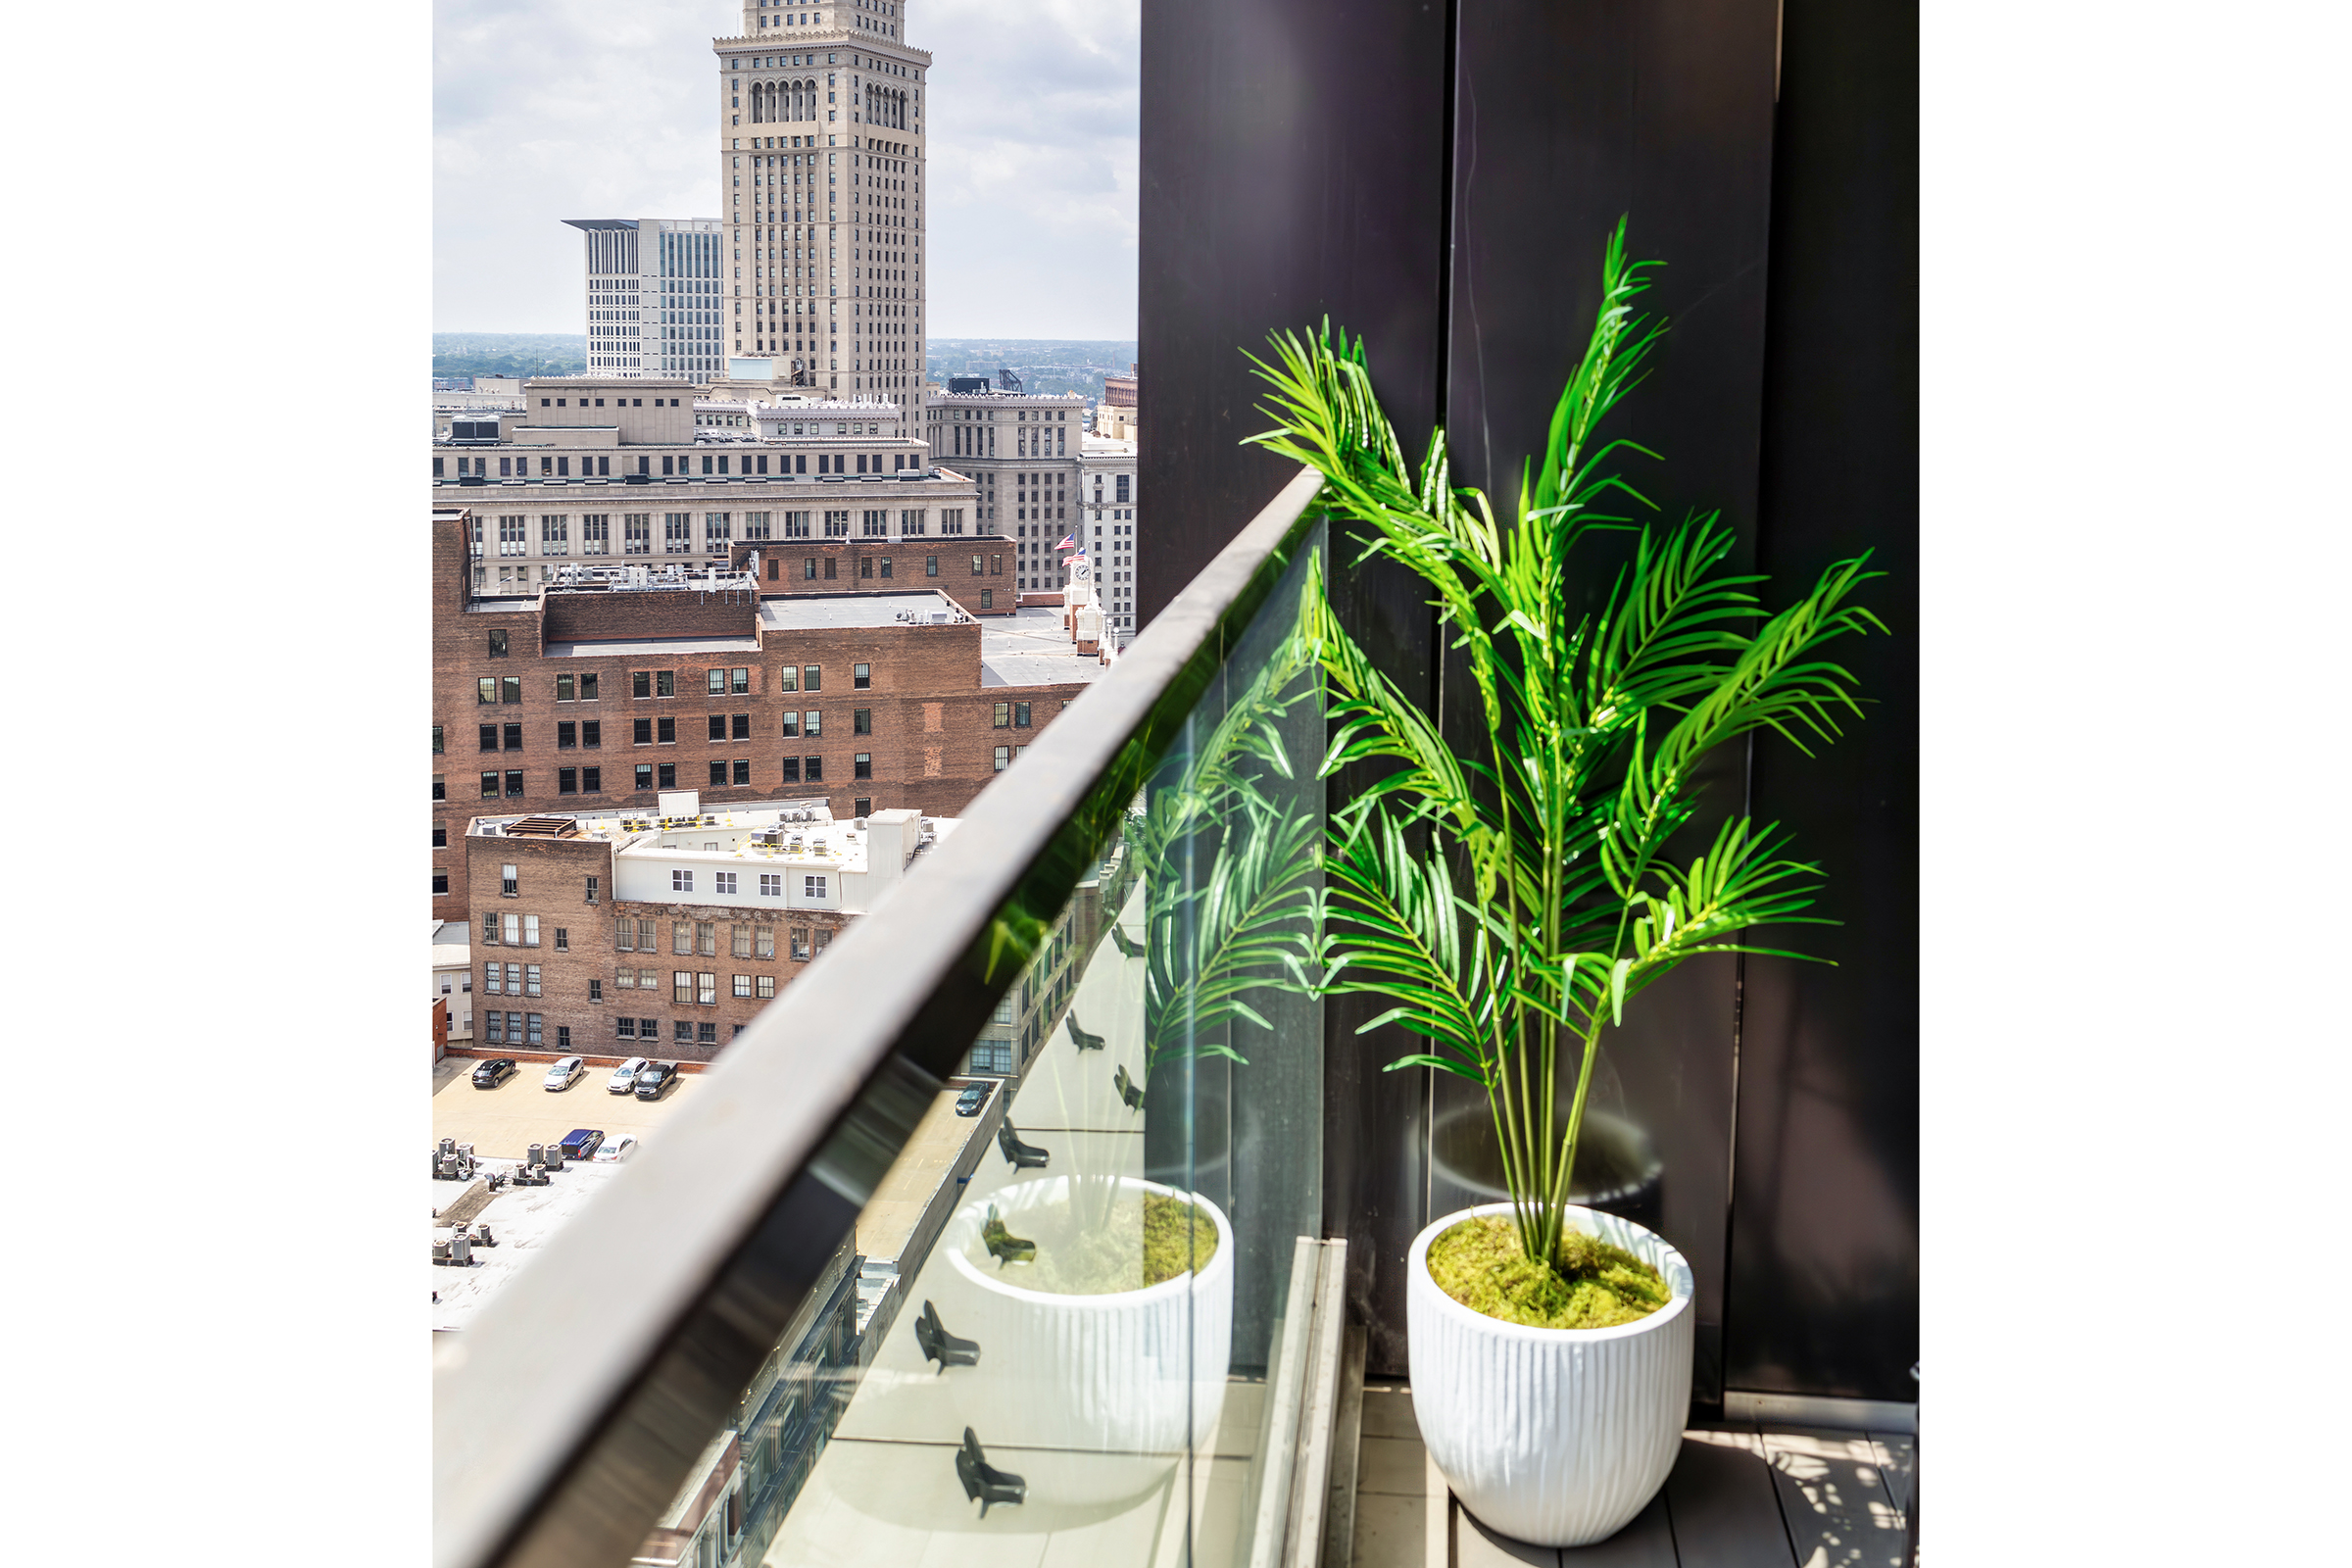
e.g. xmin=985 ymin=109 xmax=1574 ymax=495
xmin=715 ymin=2 xmax=926 ymax=418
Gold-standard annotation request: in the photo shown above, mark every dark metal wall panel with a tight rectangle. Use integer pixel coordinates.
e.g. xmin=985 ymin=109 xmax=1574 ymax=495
xmin=1730 ymin=0 xmax=1921 ymax=1403
xmin=1136 ymin=0 xmax=1452 ymax=620
xmin=1137 ymin=0 xmax=1455 ymax=1378
xmin=1439 ymin=0 xmax=1784 ymax=1408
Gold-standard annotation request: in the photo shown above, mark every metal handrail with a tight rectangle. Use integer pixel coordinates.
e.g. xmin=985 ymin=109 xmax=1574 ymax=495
xmin=433 ymin=465 xmax=1326 ymax=1568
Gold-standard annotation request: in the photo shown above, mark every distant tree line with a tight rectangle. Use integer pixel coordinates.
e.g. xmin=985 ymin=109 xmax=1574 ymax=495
xmin=432 ymin=333 xmax=587 ymax=381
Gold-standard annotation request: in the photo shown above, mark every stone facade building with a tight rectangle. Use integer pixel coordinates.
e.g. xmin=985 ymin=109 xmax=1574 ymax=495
xmin=918 ymin=389 xmax=1087 ymax=597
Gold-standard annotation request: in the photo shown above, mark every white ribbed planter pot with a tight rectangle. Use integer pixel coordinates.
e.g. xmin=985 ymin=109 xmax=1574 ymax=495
xmin=1407 ymin=1202 xmax=1694 ymax=1547
xmin=945 ymin=1176 xmax=1232 ymax=1467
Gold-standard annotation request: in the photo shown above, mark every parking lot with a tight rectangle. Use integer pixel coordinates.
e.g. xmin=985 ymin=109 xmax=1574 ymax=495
xmin=431 ymin=1055 xmax=705 ymax=1159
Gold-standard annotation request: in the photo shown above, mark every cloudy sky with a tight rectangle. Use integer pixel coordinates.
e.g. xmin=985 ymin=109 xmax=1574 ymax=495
xmin=434 ymin=0 xmax=1139 ymax=338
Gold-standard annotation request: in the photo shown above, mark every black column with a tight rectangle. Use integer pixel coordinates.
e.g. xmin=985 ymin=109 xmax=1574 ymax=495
xmin=1730 ymin=0 xmax=1921 ymax=1404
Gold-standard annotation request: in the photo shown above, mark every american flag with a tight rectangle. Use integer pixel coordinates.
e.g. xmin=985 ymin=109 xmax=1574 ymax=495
xmin=1055 ymin=534 xmax=1077 ymax=550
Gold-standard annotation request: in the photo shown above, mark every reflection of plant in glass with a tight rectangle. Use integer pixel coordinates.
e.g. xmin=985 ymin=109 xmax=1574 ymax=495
xmin=1124 ymin=548 xmax=1326 ymax=1088
xmin=998 ymin=546 xmax=1328 ymax=1276
xmin=1244 ymin=220 xmax=1886 ymax=1276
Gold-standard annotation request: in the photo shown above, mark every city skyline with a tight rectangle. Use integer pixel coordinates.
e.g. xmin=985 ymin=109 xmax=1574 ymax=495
xmin=434 ymin=0 xmax=1139 ymax=341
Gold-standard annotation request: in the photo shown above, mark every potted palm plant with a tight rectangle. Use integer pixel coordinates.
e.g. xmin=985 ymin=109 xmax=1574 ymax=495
xmin=1244 ymin=220 xmax=1884 ymax=1546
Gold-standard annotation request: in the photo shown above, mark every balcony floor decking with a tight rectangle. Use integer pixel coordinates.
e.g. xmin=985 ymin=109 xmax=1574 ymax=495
xmin=1350 ymin=1387 xmax=1913 ymax=1568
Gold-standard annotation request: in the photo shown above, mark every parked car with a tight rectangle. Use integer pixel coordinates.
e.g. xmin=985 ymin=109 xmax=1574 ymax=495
xmin=955 ymin=1083 xmax=990 ymax=1117
xmin=543 ymin=1056 xmax=585 ymax=1092
xmin=558 ymin=1128 xmax=606 ymax=1160
xmin=590 ymin=1134 xmax=639 ymax=1164
xmin=633 ymin=1061 xmax=679 ymax=1101
xmin=608 ymin=1056 xmax=649 ymax=1094
xmin=471 ymin=1058 xmax=516 ymax=1089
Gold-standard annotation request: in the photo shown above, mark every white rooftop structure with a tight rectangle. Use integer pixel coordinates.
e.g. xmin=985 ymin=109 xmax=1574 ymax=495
xmin=470 ymin=799 xmax=958 ymax=916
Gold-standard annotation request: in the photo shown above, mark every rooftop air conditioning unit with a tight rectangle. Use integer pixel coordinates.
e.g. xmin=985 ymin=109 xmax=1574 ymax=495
xmin=526 ymin=1143 xmax=545 ymax=1167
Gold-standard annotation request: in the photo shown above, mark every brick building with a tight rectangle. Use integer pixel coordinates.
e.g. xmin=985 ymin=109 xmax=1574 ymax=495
xmin=457 ymin=793 xmax=1124 ymax=1076
xmin=465 ymin=799 xmax=936 ymax=1065
xmin=433 ymin=507 xmax=1097 ymax=921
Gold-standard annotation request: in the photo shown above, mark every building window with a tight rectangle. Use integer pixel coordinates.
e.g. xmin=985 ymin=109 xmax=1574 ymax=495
xmin=506 ymin=770 xmax=524 ymax=797
xmin=636 ymin=763 xmax=655 ymax=791
xmin=926 ymin=555 xmax=939 ymax=576
xmin=791 ymin=928 xmax=811 ymax=961
xmin=757 ymin=974 xmax=776 ymax=1000
xmin=994 ymin=746 xmax=1010 ymax=772
xmin=432 ymin=776 xmax=446 ymax=801
xmin=586 ymin=875 xmax=600 ymax=904
xmin=672 ymin=868 xmax=694 ymax=892
xmin=554 ymin=927 xmax=569 ymax=952
xmin=617 ymin=1017 xmax=638 ymax=1039
xmin=804 ymin=875 xmax=828 ymax=899
xmin=853 ymin=797 xmax=871 ymax=817
xmin=559 ymin=767 xmax=578 ymax=794
xmin=804 ymin=756 xmax=823 ymax=782
xmin=502 ymin=863 xmax=518 ymax=897
xmin=1014 ymin=702 xmax=1032 ymax=728
xmin=659 ymin=763 xmax=676 ymax=789
xmin=733 ymin=973 xmax=754 ymax=999
xmin=433 ymin=871 xmax=450 ymax=896
xmin=803 ymin=665 xmax=821 ymax=692
xmin=524 ymin=965 xmax=542 ymax=998
xmin=760 ymin=873 xmax=782 ymax=898
xmin=672 ymin=921 xmax=692 ymax=956
xmin=480 ymin=771 xmax=500 ymax=799
xmin=853 ymin=708 xmax=871 ymax=735
xmin=432 ymin=725 xmax=444 ymax=755
xmin=993 ymin=703 xmax=1009 ymax=729
xmin=698 ymin=972 xmax=718 ymax=1005
xmin=698 ymin=1021 xmax=717 ymax=1046
xmin=854 ymin=753 xmax=871 ymax=780
xmin=674 ymin=970 xmax=695 ymax=1004
xmin=779 ymin=757 xmax=801 ymax=783
xmin=853 ymin=662 xmax=870 ymax=689
xmin=715 ymin=872 xmax=738 ymax=895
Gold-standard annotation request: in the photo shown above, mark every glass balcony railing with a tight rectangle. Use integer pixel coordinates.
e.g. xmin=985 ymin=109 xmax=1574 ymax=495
xmin=435 ymin=467 xmax=1331 ymax=1568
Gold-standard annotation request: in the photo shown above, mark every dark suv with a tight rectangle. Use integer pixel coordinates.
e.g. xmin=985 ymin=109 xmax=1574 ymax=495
xmin=470 ymin=1058 xmax=517 ymax=1089
xmin=955 ymin=1082 xmax=990 ymax=1117
xmin=633 ymin=1061 xmax=679 ymax=1101
xmin=558 ymin=1128 xmax=606 ymax=1160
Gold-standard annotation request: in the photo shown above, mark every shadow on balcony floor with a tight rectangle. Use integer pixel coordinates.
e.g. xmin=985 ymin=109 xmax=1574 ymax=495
xmin=1348 ymin=1386 xmax=1913 ymax=1568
